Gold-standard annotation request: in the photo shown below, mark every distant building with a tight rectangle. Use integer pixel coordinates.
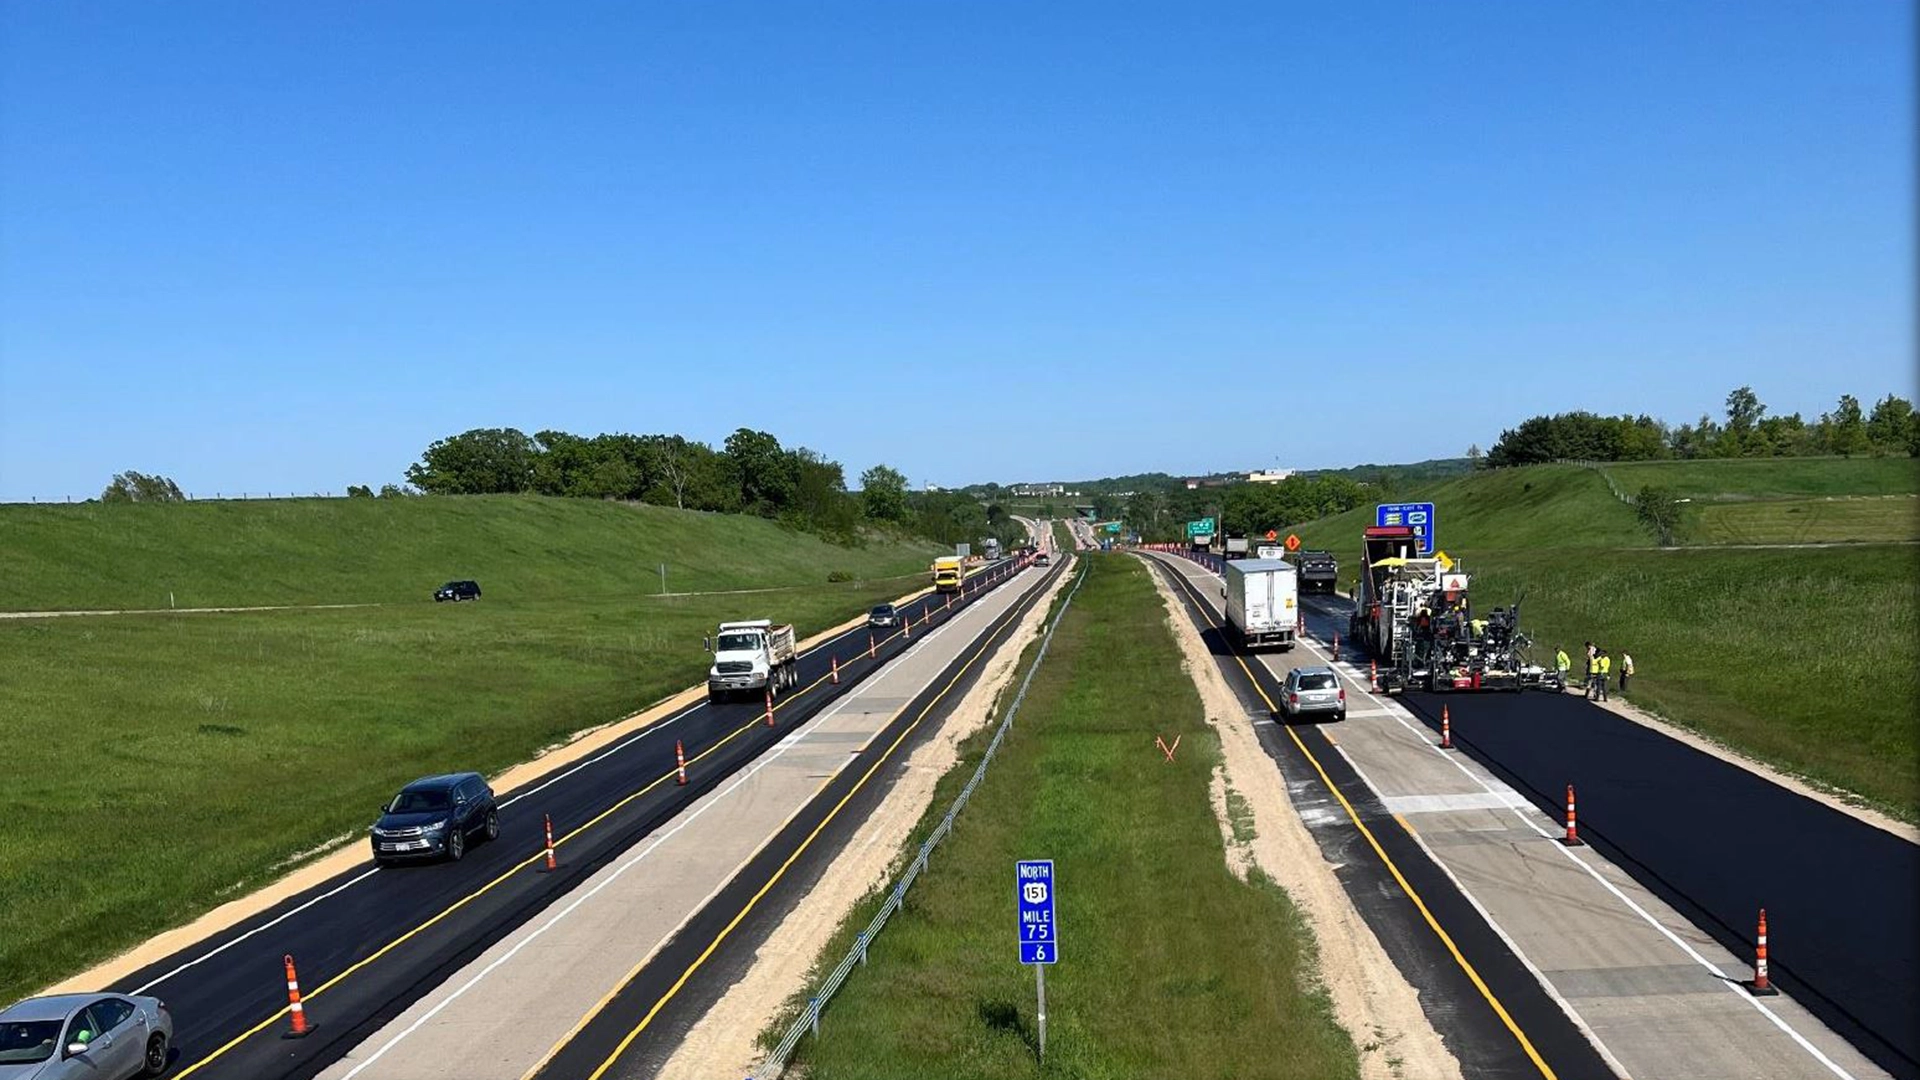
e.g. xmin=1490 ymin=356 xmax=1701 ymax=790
xmin=1247 ymin=469 xmax=1295 ymax=484
xmin=1011 ymin=482 xmax=1066 ymax=498
xmin=924 ymin=482 xmax=943 ymax=493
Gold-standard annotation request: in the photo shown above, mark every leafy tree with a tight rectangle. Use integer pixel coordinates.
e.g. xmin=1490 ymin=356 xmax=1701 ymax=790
xmin=1827 ymin=395 xmax=1871 ymax=457
xmin=377 ymin=483 xmax=416 ymax=498
xmin=723 ymin=428 xmax=796 ymax=515
xmin=859 ymin=464 xmax=909 ymax=522
xmin=346 ymin=485 xmax=374 ymax=498
xmin=1466 ymin=444 xmax=1483 ymax=468
xmin=406 ymin=428 xmax=538 ymax=494
xmin=1634 ymin=485 xmax=1683 ymax=546
xmin=1866 ymin=395 xmax=1914 ymax=454
xmin=1724 ymin=385 xmax=1765 ymax=452
xmin=101 ymin=471 xmax=185 ymax=503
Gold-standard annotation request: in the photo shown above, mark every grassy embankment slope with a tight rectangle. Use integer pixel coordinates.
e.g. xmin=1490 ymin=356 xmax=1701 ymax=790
xmin=1287 ymin=459 xmax=1920 ymax=818
xmin=770 ymin=555 xmax=1356 ymax=1079
xmin=0 ymin=496 xmax=944 ymax=1003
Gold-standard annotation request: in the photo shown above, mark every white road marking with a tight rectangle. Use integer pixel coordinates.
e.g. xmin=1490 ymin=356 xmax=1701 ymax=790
xmin=1381 ymin=791 xmax=1535 ymax=815
xmin=131 ymin=868 xmax=383 ymax=994
xmin=1158 ymin=553 xmax=1861 ymax=1080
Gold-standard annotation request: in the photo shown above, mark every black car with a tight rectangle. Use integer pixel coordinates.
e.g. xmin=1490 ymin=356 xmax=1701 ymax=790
xmin=370 ymin=773 xmax=499 ymax=864
xmin=868 ymin=603 xmax=900 ymax=628
xmin=435 ymin=580 xmax=481 ymax=602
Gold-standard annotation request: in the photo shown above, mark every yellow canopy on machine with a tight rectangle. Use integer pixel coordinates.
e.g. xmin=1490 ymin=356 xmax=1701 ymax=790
xmin=1370 ymin=556 xmax=1411 ymax=568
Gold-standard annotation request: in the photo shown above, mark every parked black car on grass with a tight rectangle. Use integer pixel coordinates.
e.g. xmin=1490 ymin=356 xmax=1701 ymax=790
xmin=434 ymin=580 xmax=481 ymax=602
xmin=370 ymin=773 xmax=499 ymax=864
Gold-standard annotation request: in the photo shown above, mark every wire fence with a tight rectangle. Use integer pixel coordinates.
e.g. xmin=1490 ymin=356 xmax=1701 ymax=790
xmin=751 ymin=557 xmax=1089 ymax=1079
xmin=3 ymin=491 xmax=357 ymax=505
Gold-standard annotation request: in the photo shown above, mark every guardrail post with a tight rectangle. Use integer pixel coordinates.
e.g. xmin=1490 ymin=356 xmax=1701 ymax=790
xmin=858 ymin=931 xmax=869 ymax=965
xmin=809 ymin=997 xmax=821 ymax=1039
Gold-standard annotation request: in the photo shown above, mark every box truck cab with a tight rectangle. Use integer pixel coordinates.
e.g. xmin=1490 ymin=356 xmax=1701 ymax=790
xmin=933 ymin=556 xmax=965 ymax=594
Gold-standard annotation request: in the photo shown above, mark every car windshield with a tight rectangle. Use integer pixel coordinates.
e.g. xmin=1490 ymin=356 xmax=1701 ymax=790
xmin=0 ymin=1020 xmax=61 ymax=1064
xmin=871 ymin=606 xmax=894 ymax=616
xmin=388 ymin=789 xmax=450 ymax=813
xmin=1297 ymin=674 xmax=1338 ymax=691
xmin=715 ymin=632 xmax=760 ymax=652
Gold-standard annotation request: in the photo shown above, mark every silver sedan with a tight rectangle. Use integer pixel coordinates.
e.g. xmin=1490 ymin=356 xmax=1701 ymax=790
xmin=0 ymin=993 xmax=171 ymax=1079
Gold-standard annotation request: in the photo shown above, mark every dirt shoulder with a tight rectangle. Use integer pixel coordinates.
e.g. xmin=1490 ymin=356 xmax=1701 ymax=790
xmin=34 ymin=587 xmax=938 ymax=997
xmin=652 ymin=564 xmax=1075 ymax=1080
xmin=1152 ymin=566 xmax=1462 ymax=1080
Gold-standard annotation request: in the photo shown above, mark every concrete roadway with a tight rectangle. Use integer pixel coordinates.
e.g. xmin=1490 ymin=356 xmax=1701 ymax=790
xmin=107 ymin=555 xmax=1038 ymax=1080
xmin=1147 ymin=550 xmax=1898 ymax=1080
xmin=314 ymin=558 xmax=1060 ymax=1080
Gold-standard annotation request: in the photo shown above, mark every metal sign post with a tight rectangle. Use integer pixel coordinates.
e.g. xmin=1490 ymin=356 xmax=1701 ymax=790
xmin=1016 ymin=859 xmax=1058 ymax=1062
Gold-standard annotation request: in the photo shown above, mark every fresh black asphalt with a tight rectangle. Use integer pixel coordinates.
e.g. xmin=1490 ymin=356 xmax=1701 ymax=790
xmin=1149 ymin=553 xmax=1617 ymax=1080
xmin=110 ymin=561 xmax=1038 ymax=1080
xmin=533 ymin=559 xmax=1066 ymax=1080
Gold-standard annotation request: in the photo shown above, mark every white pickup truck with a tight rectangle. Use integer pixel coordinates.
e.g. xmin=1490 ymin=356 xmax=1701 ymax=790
xmin=707 ymin=619 xmax=798 ymax=702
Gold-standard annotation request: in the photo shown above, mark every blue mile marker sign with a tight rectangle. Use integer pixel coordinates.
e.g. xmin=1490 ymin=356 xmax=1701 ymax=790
xmin=1016 ymin=860 xmax=1058 ymax=964
xmin=1375 ymin=502 xmax=1437 ymax=555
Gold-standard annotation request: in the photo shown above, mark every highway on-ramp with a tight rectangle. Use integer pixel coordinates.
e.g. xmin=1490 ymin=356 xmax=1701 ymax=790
xmin=106 ymin=555 xmax=1041 ymax=1080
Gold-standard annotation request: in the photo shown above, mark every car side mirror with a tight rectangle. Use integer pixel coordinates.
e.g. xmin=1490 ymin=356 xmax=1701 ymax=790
xmin=67 ymin=1043 xmax=89 ymax=1057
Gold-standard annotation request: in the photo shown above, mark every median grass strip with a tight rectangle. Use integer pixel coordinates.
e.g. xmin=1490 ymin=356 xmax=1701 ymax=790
xmin=767 ymin=555 xmax=1357 ymax=1079
xmin=0 ymin=497 xmax=944 ymax=1004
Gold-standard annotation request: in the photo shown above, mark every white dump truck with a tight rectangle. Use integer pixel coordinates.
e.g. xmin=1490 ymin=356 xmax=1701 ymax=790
xmin=1222 ymin=558 xmax=1299 ymax=651
xmin=707 ymin=619 xmax=798 ymax=702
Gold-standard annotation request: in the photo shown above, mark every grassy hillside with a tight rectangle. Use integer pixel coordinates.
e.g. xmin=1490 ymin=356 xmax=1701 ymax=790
xmin=0 ymin=496 xmax=944 ymax=611
xmin=1287 ymin=459 xmax=1920 ymax=817
xmin=0 ymin=497 xmax=944 ymax=1003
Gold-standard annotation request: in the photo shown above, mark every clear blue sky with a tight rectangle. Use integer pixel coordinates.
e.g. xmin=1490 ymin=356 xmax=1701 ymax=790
xmin=2 ymin=2 xmax=1912 ymax=499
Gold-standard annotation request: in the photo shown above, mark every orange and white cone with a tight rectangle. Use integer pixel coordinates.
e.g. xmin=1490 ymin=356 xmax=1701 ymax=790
xmin=1440 ymin=705 xmax=1453 ymax=750
xmin=675 ymin=740 xmax=688 ymax=786
xmin=541 ymin=813 xmax=558 ymax=870
xmin=869 ymin=631 xmax=876 ymax=659
xmin=1370 ymin=659 xmax=1379 ymax=692
xmin=283 ymin=954 xmax=312 ymax=1037
xmin=831 ymin=655 xmax=840 ymax=685
xmin=1749 ymin=909 xmax=1779 ymax=995
xmin=765 ymin=688 xmax=776 ymax=727
xmin=1562 ymin=785 xmax=1584 ymax=846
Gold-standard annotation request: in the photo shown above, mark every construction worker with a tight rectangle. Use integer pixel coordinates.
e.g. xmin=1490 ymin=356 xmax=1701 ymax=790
xmin=1596 ymin=649 xmax=1611 ymax=701
xmin=1620 ymin=652 xmax=1634 ymax=693
xmin=1555 ymin=646 xmax=1571 ymax=690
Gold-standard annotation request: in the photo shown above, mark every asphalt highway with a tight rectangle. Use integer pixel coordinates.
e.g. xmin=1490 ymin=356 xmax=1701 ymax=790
xmin=1165 ymin=547 xmax=1918 ymax=1079
xmin=108 ymin=556 xmax=1039 ymax=1080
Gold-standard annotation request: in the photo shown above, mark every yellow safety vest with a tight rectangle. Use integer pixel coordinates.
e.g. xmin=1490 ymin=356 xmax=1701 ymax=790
xmin=1599 ymin=656 xmax=1611 ymax=675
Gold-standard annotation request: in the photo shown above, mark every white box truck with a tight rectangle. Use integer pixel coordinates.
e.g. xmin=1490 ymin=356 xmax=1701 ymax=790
xmin=707 ymin=619 xmax=798 ymax=702
xmin=1223 ymin=558 xmax=1298 ymax=650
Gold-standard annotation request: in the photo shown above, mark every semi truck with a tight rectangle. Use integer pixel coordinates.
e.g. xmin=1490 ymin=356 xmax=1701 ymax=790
xmin=1223 ymin=536 xmax=1251 ymax=559
xmin=933 ymin=555 xmax=965 ymax=594
xmin=1222 ymin=558 xmax=1299 ymax=650
xmin=707 ymin=619 xmax=798 ymax=702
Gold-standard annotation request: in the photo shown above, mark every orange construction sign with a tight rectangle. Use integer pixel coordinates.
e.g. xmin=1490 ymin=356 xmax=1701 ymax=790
xmin=1284 ymin=533 xmax=1301 ymax=551
xmin=1265 ymin=529 xmax=1278 ymax=541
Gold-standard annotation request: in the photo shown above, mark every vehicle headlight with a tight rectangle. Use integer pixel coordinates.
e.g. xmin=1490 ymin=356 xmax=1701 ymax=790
xmin=422 ymin=821 xmax=447 ymax=833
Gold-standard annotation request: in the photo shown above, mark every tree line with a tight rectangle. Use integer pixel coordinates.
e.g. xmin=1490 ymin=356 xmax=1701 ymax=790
xmin=1485 ymin=387 xmax=1918 ymax=467
xmin=403 ymin=426 xmax=1023 ymax=549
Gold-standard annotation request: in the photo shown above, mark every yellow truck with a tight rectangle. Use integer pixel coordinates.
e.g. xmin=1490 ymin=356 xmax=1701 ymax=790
xmin=932 ymin=555 xmax=965 ymax=594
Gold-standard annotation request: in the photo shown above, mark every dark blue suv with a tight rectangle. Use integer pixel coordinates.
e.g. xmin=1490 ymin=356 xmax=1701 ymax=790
xmin=370 ymin=773 xmax=499 ymax=865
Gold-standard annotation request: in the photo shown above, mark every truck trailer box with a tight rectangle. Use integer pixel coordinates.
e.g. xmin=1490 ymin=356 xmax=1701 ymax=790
xmin=1223 ymin=558 xmax=1298 ymax=651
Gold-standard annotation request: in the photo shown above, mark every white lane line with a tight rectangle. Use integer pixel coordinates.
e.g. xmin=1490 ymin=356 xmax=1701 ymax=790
xmin=339 ymin=571 xmax=1031 ymax=1078
xmin=131 ymin=868 xmax=383 ymax=994
xmin=1381 ymin=791 xmax=1535 ymax=815
xmin=1281 ymin=619 xmax=1862 ymax=1080
xmin=1158 ymin=554 xmax=1861 ymax=1080
xmin=128 ymin=599 xmax=940 ymax=993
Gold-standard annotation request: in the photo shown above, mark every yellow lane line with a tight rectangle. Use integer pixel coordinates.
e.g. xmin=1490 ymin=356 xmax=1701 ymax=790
xmin=571 ymin=568 xmax=1053 ymax=1080
xmin=173 ymin=569 xmax=1029 ymax=1077
xmin=1150 ymin=555 xmax=1559 ymax=1080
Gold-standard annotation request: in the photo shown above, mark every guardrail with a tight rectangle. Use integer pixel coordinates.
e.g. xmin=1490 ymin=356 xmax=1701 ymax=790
xmin=751 ymin=557 xmax=1089 ymax=1079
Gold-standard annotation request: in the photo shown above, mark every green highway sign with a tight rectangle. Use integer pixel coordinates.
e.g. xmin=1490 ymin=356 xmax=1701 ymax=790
xmin=1186 ymin=518 xmax=1216 ymax=538
xmin=1104 ymin=522 xmax=1121 ymax=534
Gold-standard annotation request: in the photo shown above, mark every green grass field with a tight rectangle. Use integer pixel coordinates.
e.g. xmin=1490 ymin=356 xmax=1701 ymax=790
xmin=1286 ymin=459 xmax=1920 ymax=817
xmin=0 ymin=496 xmax=944 ymax=1003
xmin=771 ymin=556 xmax=1356 ymax=1079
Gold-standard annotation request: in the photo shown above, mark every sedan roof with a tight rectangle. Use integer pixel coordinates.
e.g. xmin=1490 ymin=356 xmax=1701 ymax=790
xmin=402 ymin=772 xmax=479 ymax=792
xmin=0 ymin=994 xmax=95 ymax=1021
